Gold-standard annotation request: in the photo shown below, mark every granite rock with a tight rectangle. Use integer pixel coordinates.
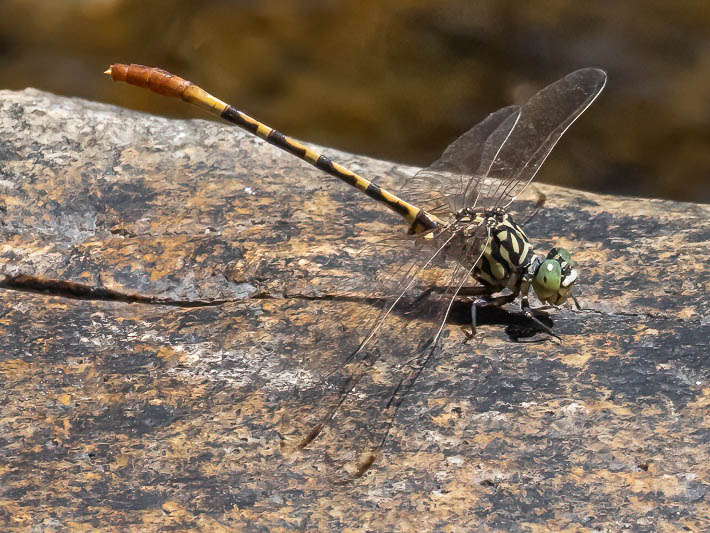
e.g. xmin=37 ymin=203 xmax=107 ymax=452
xmin=0 ymin=89 xmax=708 ymax=531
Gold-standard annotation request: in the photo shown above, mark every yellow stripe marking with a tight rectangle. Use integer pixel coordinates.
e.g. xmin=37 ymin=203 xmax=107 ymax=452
xmin=499 ymin=244 xmax=512 ymax=266
xmin=184 ymin=86 xmax=229 ymax=115
xmin=256 ymin=123 xmax=272 ymax=138
xmin=491 ymin=259 xmax=506 ymax=280
xmin=303 ymin=149 xmax=320 ymax=164
xmin=509 ymin=233 xmax=520 ymax=255
xmin=520 ymin=241 xmax=531 ymax=262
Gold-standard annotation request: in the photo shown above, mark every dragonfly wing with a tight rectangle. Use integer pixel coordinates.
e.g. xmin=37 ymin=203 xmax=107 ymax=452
xmin=476 ymin=68 xmax=607 ymax=209
xmin=404 ymin=106 xmax=521 ymax=216
xmin=280 ymin=223 xmax=491 ymax=480
xmin=279 ymin=225 xmax=458 ymax=453
xmin=329 ymin=259 xmax=485 ymax=480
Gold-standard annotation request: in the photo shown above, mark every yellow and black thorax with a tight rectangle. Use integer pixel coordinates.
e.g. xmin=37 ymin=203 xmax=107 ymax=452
xmin=457 ymin=208 xmax=535 ymax=291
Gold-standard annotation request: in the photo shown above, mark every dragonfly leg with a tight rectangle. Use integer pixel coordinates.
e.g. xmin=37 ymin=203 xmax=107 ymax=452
xmin=470 ymin=292 xmax=518 ymax=335
xmin=521 ymin=296 xmax=561 ymax=341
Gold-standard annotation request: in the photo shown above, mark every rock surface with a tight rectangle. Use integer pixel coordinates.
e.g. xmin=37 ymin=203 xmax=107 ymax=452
xmin=0 ymin=88 xmax=708 ymax=531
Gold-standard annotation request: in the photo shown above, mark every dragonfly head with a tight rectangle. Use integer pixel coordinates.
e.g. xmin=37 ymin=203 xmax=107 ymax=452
xmin=532 ymin=247 xmax=578 ymax=305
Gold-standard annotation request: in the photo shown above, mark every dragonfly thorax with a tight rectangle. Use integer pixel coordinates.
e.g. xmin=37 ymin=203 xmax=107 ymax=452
xmin=453 ymin=209 xmax=535 ymax=292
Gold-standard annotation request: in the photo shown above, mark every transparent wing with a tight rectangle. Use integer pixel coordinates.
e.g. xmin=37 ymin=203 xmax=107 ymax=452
xmin=479 ymin=68 xmax=607 ymax=209
xmin=325 ymin=250 xmax=487 ymax=480
xmin=405 ymin=106 xmax=521 ymax=216
xmin=280 ymin=223 xmax=490 ymax=480
xmin=406 ymin=68 xmax=606 ymax=215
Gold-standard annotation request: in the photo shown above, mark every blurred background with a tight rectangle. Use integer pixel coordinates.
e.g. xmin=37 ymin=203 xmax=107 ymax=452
xmin=0 ymin=0 xmax=708 ymax=202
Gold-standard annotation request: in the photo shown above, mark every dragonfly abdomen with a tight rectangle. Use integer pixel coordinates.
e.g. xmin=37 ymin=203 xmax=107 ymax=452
xmin=105 ymin=63 xmax=441 ymax=233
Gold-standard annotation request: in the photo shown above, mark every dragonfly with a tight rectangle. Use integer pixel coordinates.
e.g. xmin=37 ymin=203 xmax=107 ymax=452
xmin=106 ymin=64 xmax=606 ymax=478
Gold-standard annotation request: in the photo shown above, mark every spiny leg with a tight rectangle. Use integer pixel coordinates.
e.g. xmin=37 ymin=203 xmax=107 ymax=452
xmin=470 ymin=292 xmax=518 ymax=336
xmin=520 ymin=296 xmax=561 ymax=341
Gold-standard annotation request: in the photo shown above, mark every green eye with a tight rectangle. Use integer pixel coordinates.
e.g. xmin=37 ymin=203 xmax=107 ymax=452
xmin=533 ymin=259 xmax=562 ymax=297
xmin=556 ymin=248 xmax=572 ymax=265
xmin=548 ymin=247 xmax=575 ymax=267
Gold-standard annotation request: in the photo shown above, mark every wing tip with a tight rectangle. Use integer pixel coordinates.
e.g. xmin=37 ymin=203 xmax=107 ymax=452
xmin=569 ymin=67 xmax=608 ymax=91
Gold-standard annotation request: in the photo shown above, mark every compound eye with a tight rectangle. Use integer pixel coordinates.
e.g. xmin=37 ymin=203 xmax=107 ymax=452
xmin=535 ymin=259 xmax=562 ymax=292
xmin=548 ymin=247 xmax=575 ymax=268
xmin=556 ymin=248 xmax=573 ymax=265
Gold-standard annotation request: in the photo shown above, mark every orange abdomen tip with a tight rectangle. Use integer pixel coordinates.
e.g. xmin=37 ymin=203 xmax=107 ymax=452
xmin=105 ymin=63 xmax=192 ymax=99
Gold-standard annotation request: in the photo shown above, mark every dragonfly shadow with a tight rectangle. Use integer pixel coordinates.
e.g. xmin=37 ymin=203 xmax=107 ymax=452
xmin=448 ymin=299 xmax=554 ymax=342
